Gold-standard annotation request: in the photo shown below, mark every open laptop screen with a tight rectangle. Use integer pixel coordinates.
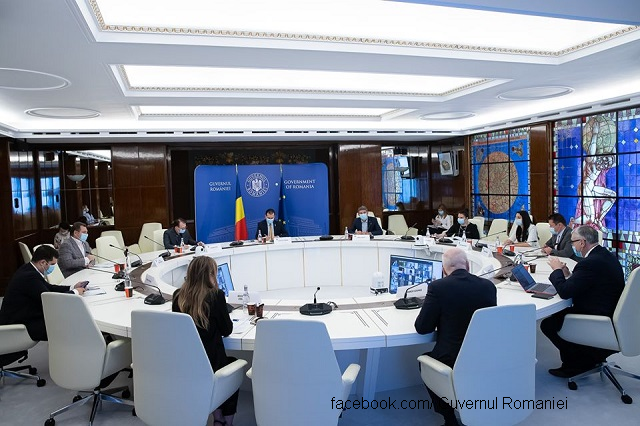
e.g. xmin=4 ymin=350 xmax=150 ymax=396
xmin=217 ymin=263 xmax=234 ymax=297
xmin=389 ymin=255 xmax=443 ymax=294
xmin=510 ymin=264 xmax=536 ymax=290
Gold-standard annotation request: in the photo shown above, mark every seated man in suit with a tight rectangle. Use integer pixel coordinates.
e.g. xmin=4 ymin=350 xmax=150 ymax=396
xmin=349 ymin=205 xmax=383 ymax=236
xmin=541 ymin=213 xmax=575 ymax=258
xmin=438 ymin=208 xmax=480 ymax=240
xmin=163 ymin=218 xmax=204 ymax=249
xmin=415 ymin=248 xmax=496 ymax=426
xmin=0 ymin=246 xmax=86 ymax=341
xmin=58 ymin=222 xmax=96 ymax=277
xmin=255 ymin=208 xmax=288 ymax=241
xmin=542 ymin=225 xmax=624 ymax=378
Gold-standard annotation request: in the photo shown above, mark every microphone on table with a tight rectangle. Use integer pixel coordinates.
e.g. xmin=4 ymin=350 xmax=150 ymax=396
xmin=141 ymin=282 xmax=166 ymax=305
xmin=476 ymin=262 xmax=514 ymax=280
xmin=503 ymin=246 xmax=540 ymax=259
xmin=400 ymin=223 xmax=418 ymax=241
xmin=299 ymin=286 xmax=332 ymax=316
xmin=394 ymin=282 xmax=426 ymax=310
xmin=109 ymin=244 xmax=143 ymax=267
xmin=91 ymin=253 xmax=127 ymax=279
xmin=475 ymin=231 xmax=507 ymax=248
xmin=143 ymin=236 xmax=171 ymax=258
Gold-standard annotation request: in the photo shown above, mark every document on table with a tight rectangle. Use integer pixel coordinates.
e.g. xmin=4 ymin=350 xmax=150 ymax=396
xmin=84 ymin=286 xmax=107 ymax=296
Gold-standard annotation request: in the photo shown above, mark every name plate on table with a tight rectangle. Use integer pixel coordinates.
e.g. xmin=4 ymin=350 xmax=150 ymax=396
xmin=481 ymin=247 xmax=493 ymax=257
xmin=151 ymin=257 xmax=165 ymax=267
xmin=396 ymin=283 xmax=428 ymax=298
xmin=352 ymin=234 xmax=372 ymax=242
xmin=206 ymin=243 xmax=223 ymax=253
xmin=273 ymin=237 xmax=292 ymax=244
xmin=228 ymin=291 xmax=262 ymax=304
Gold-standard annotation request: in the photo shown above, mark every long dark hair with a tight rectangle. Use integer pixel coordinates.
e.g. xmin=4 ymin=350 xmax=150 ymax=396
xmin=176 ymin=256 xmax=219 ymax=329
xmin=515 ymin=210 xmax=532 ymax=242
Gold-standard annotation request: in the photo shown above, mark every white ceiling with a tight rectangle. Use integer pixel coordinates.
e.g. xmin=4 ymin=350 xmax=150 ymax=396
xmin=1 ymin=0 xmax=640 ymax=144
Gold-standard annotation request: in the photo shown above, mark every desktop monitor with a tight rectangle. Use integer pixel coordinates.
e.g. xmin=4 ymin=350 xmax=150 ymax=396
xmin=217 ymin=263 xmax=234 ymax=297
xmin=389 ymin=255 xmax=443 ymax=295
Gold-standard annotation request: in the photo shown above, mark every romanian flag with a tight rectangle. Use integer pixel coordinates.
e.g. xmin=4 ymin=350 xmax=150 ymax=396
xmin=234 ymin=172 xmax=248 ymax=240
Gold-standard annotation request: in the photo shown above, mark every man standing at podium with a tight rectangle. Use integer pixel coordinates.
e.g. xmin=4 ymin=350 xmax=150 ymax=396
xmin=415 ymin=248 xmax=496 ymax=426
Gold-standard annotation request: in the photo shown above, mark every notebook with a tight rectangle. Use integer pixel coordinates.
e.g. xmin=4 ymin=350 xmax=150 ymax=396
xmin=510 ymin=264 xmax=557 ymax=296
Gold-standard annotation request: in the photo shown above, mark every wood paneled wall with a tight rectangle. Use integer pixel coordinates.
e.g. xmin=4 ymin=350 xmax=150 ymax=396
xmin=337 ymin=143 xmax=382 ymax=231
xmin=0 ymin=140 xmax=17 ymax=294
xmin=112 ymin=145 xmax=170 ymax=245
xmin=529 ymin=124 xmax=552 ymax=224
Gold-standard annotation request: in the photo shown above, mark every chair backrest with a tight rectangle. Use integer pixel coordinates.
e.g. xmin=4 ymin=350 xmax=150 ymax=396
xmin=251 ymin=319 xmax=343 ymax=426
xmin=132 ymin=310 xmax=215 ymax=426
xmin=33 ymin=243 xmax=55 ymax=252
xmin=100 ymin=230 xmax=125 ymax=249
xmin=152 ymin=229 xmax=167 ymax=251
xmin=453 ymin=304 xmax=536 ymax=426
xmin=138 ymin=222 xmax=162 ymax=253
xmin=0 ymin=324 xmax=37 ymax=356
xmin=41 ymin=293 xmax=107 ymax=390
xmin=18 ymin=242 xmax=32 ymax=264
xmin=613 ymin=267 xmax=640 ymax=356
xmin=387 ymin=214 xmax=409 ymax=236
xmin=486 ymin=219 xmax=509 ymax=243
xmin=535 ymin=222 xmax=552 ymax=247
xmin=95 ymin=236 xmax=125 ymax=263
xmin=46 ymin=264 xmax=65 ymax=285
xmin=468 ymin=217 xmax=485 ymax=236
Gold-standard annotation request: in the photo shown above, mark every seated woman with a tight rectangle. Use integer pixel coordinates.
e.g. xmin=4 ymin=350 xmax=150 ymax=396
xmin=427 ymin=204 xmax=452 ymax=235
xmin=437 ymin=208 xmax=480 ymax=240
xmin=172 ymin=256 xmax=239 ymax=426
xmin=504 ymin=210 xmax=539 ymax=248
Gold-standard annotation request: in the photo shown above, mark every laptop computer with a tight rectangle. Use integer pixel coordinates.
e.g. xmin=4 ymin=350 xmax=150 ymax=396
xmin=217 ymin=263 xmax=236 ymax=312
xmin=510 ymin=264 xmax=557 ymax=296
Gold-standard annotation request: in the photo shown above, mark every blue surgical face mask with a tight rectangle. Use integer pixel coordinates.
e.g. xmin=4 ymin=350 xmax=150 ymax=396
xmin=514 ymin=218 xmax=523 ymax=227
xmin=179 ymin=228 xmax=186 ymax=234
xmin=79 ymin=233 xmax=89 ymax=242
xmin=549 ymin=226 xmax=558 ymax=235
xmin=266 ymin=218 xmax=274 ymax=225
xmin=438 ymin=210 xmax=444 ymax=216
xmin=572 ymin=245 xmax=582 ymax=258
xmin=457 ymin=218 xmax=465 ymax=225
xmin=45 ymin=264 xmax=55 ymax=275
xmin=359 ymin=214 xmax=368 ymax=221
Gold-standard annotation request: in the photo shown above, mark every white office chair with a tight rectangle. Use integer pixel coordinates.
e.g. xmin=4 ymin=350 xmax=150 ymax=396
xmin=418 ymin=304 xmax=536 ymax=426
xmin=42 ymin=293 xmax=134 ymax=425
xmin=131 ymin=310 xmax=248 ymax=426
xmin=387 ymin=214 xmax=416 ymax=235
xmin=468 ymin=216 xmax=485 ymax=236
xmin=18 ymin=241 xmax=32 ymax=264
xmin=0 ymin=324 xmax=46 ymax=387
xmin=558 ymin=267 xmax=640 ymax=404
xmin=536 ymin=222 xmax=552 ymax=247
xmin=152 ymin=228 xmax=167 ymax=251
xmin=137 ymin=222 xmax=162 ymax=253
xmin=247 ymin=319 xmax=360 ymax=426
xmin=482 ymin=218 xmax=509 ymax=244
xmin=100 ymin=230 xmax=126 ymax=249
xmin=95 ymin=236 xmax=125 ymax=263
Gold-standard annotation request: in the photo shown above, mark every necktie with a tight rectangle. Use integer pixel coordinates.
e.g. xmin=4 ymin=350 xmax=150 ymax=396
xmin=269 ymin=223 xmax=274 ymax=241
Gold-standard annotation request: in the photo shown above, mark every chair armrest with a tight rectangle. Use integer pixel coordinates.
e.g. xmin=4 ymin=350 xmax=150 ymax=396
xmin=340 ymin=363 xmax=361 ymax=401
xmin=417 ymin=355 xmax=455 ymax=403
xmin=246 ymin=367 xmax=252 ymax=379
xmin=558 ymin=314 xmax=620 ymax=351
xmin=211 ymin=359 xmax=248 ymax=411
xmin=102 ymin=338 xmax=132 ymax=378
xmin=0 ymin=324 xmax=38 ymax=353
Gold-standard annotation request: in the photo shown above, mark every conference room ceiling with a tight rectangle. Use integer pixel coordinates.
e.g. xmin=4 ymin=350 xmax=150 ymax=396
xmin=1 ymin=0 xmax=640 ymax=143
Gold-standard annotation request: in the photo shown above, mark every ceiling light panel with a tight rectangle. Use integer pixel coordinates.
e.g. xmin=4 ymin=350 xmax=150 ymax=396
xmin=89 ymin=0 xmax=636 ymax=55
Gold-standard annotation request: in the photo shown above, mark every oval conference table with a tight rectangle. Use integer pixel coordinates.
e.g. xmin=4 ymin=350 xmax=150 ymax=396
xmin=62 ymin=235 xmax=572 ymax=399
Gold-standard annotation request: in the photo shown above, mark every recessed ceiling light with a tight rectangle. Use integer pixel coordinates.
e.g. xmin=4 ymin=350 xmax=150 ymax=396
xmin=136 ymin=105 xmax=397 ymax=117
xmin=420 ymin=112 xmax=475 ymax=120
xmin=0 ymin=68 xmax=69 ymax=90
xmin=498 ymin=86 xmax=574 ymax=100
xmin=25 ymin=107 xmax=100 ymax=119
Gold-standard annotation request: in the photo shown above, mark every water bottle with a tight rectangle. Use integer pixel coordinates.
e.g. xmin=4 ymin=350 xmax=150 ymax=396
xmin=242 ymin=285 xmax=250 ymax=314
xmin=257 ymin=230 xmax=263 ymax=243
xmin=180 ymin=237 xmax=185 ymax=253
xmin=344 ymin=226 xmax=349 ymax=239
xmin=495 ymin=235 xmax=500 ymax=252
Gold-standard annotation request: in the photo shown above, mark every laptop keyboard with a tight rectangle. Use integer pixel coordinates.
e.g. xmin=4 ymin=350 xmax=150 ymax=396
xmin=530 ymin=283 xmax=552 ymax=292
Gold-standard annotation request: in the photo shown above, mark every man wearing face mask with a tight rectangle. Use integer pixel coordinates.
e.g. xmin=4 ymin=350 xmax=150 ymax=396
xmin=0 ymin=246 xmax=86 ymax=341
xmin=541 ymin=213 xmax=574 ymax=258
xmin=57 ymin=222 xmax=96 ymax=277
xmin=81 ymin=204 xmax=97 ymax=224
xmin=349 ymin=205 xmax=383 ymax=236
xmin=164 ymin=218 xmax=203 ymax=249
xmin=541 ymin=225 xmax=624 ymax=378
xmin=255 ymin=208 xmax=289 ymax=241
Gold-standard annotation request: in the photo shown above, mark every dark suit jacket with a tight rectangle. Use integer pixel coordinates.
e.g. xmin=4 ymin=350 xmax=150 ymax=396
xmin=58 ymin=237 xmax=92 ymax=277
xmin=172 ymin=289 xmax=233 ymax=372
xmin=545 ymin=227 xmax=574 ymax=258
xmin=349 ymin=217 xmax=383 ymax=236
xmin=163 ymin=228 xmax=197 ymax=249
xmin=0 ymin=263 xmax=72 ymax=341
xmin=255 ymin=219 xmax=289 ymax=239
xmin=445 ymin=222 xmax=480 ymax=240
xmin=414 ymin=269 xmax=497 ymax=367
xmin=549 ymin=245 xmax=624 ymax=317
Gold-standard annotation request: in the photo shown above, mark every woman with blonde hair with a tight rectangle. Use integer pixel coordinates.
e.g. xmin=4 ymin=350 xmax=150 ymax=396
xmin=172 ymin=256 xmax=237 ymax=426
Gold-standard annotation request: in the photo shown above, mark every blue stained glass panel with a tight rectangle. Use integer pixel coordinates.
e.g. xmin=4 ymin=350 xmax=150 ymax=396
xmin=555 ymin=119 xmax=582 ymax=158
xmin=617 ymin=116 xmax=640 ymax=154
xmin=554 ymin=196 xmax=581 ymax=226
xmin=618 ymin=153 xmax=640 ymax=197
xmin=471 ymin=136 xmax=487 ymax=165
xmin=487 ymin=131 xmax=509 ymax=159
xmin=509 ymin=195 xmax=530 ymax=220
xmin=618 ymin=198 xmax=640 ymax=234
xmin=555 ymin=158 xmax=581 ymax=196
xmin=509 ymin=128 xmax=530 ymax=161
xmin=513 ymin=161 xmax=530 ymax=194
